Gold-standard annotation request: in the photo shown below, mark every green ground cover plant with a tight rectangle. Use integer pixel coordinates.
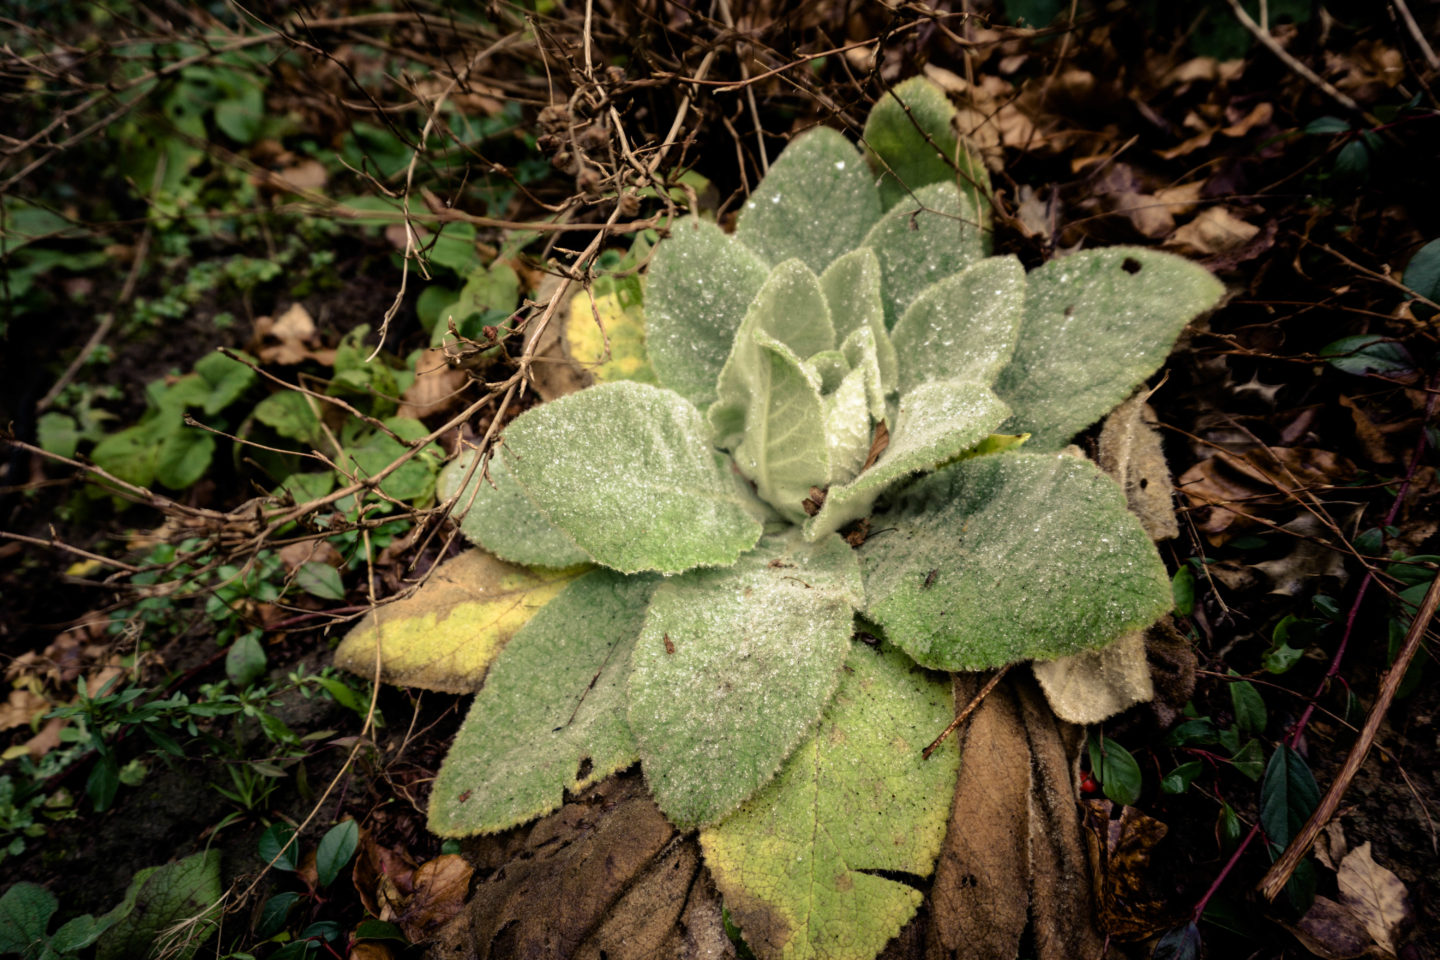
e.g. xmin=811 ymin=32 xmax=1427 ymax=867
xmin=339 ymin=77 xmax=1224 ymax=959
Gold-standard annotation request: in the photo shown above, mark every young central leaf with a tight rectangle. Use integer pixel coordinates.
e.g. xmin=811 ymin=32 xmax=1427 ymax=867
xmin=862 ymin=181 xmax=987 ymax=330
xmin=699 ymin=643 xmax=959 ymax=960
xmin=501 ymin=381 xmax=762 ymax=575
xmin=626 ymin=532 xmax=863 ymax=829
xmin=429 ymin=569 xmax=657 ymax=836
xmin=860 ymin=452 xmax=1172 ymax=670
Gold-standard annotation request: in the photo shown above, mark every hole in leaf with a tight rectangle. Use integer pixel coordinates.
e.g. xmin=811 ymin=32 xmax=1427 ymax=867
xmin=576 ymin=756 xmax=593 ymax=781
xmin=1139 ymin=478 xmax=1149 ymax=489
xmin=1122 ymin=257 xmax=1142 ymax=274
xmin=855 ymin=867 xmax=928 ymax=892
xmin=1064 ymin=305 xmax=1075 ymax=317
xmin=958 ymin=873 xmax=978 ymax=888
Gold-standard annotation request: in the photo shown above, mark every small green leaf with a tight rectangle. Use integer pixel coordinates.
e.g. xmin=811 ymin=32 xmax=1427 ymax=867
xmin=863 ymin=76 xmax=989 ymax=212
xmin=353 ymin=919 xmax=407 ymax=942
xmin=0 ymin=882 xmax=58 ymax=955
xmin=50 ymin=911 xmax=118 ymax=953
xmin=253 ymin=391 xmax=324 ymax=447
xmin=890 ymin=255 xmax=1027 ymax=393
xmin=1088 ymin=734 xmax=1142 ymax=806
xmin=295 ymin=562 xmax=345 ymax=600
xmin=258 ymin=822 xmax=298 ymax=871
xmin=1319 ymin=335 xmax=1415 ymax=378
xmin=1230 ymin=738 xmax=1265 ymax=781
xmin=194 ymin=350 xmax=258 ymax=415
xmin=1304 ymin=116 xmax=1350 ymax=135
xmin=1402 ymin=238 xmax=1440 ymax=302
xmin=502 ymin=382 xmax=763 ymax=574
xmin=1263 ymin=642 xmax=1305 ymax=674
xmin=255 ymin=891 xmax=301 ymax=939
xmin=700 ymin=643 xmax=958 ymax=960
xmin=95 ymin=850 xmax=223 ymax=960
xmin=343 ymin=418 xmax=438 ymax=502
xmin=735 ymin=128 xmax=882 ymax=275
xmin=996 ymin=248 xmax=1224 ymax=451
xmin=36 ymin=412 xmax=80 ymax=459
xmin=1260 ymin=745 xmax=1320 ymax=850
xmin=1160 ymin=760 xmax=1204 ymax=794
xmin=628 ymin=533 xmax=862 ymax=828
xmin=1153 ymin=922 xmax=1203 ymax=960
xmin=88 ymin=755 xmax=120 ymax=811
xmin=861 ymin=181 xmax=986 ymax=329
xmin=1228 ymin=673 xmax=1267 ymax=735
xmin=861 ymin=452 xmax=1172 ymax=670
xmin=1172 ymin=565 xmax=1196 ymax=616
xmin=645 ymin=217 xmax=770 ymax=406
xmin=1218 ymin=802 xmax=1243 ymax=848
xmin=155 ymin=426 xmax=216 ymax=490
xmin=91 ymin=425 xmax=159 ymax=488
xmin=226 ymin=633 xmax=267 ymax=688
xmin=440 ymin=451 xmax=590 ymax=568
xmin=315 ymin=820 xmax=358 ymax=888
xmin=428 ymin=570 xmax=654 ymax=835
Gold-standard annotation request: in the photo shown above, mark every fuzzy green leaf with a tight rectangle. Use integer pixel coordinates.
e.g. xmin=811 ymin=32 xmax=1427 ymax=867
xmin=645 ymin=217 xmax=770 ymax=406
xmin=503 ymin=382 xmax=762 ymax=574
xmin=627 ymin=532 xmax=863 ymax=829
xmin=861 ymin=181 xmax=986 ymax=329
xmin=995 ymin=248 xmax=1224 ymax=450
xmin=820 ymin=247 xmax=898 ymax=395
xmin=736 ymin=128 xmax=883 ymax=275
xmin=890 ymin=255 xmax=1027 ymax=394
xmin=863 ymin=76 xmax=989 ymax=211
xmin=428 ymin=570 xmax=656 ymax=836
xmin=822 ymin=346 xmax=878 ymax=484
xmin=439 ymin=450 xmax=590 ymax=568
xmin=699 ymin=642 xmax=959 ymax=960
xmin=804 ymin=379 xmax=1012 ymax=540
xmin=860 ymin=452 xmax=1172 ymax=670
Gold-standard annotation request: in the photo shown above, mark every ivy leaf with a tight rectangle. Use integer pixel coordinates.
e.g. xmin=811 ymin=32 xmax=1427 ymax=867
xmin=94 ymin=850 xmax=223 ymax=960
xmin=860 ymin=181 xmax=986 ymax=329
xmin=627 ymin=532 xmax=863 ymax=829
xmin=194 ymin=350 xmax=258 ymax=415
xmin=334 ymin=548 xmax=584 ymax=693
xmin=863 ymin=75 xmax=989 ymax=212
xmin=155 ymin=426 xmax=216 ymax=490
xmin=644 ymin=217 xmax=770 ymax=406
xmin=428 ymin=570 xmax=655 ymax=836
xmin=860 ymin=452 xmax=1172 ymax=670
xmin=996 ymin=248 xmax=1224 ymax=451
xmin=890 ymin=256 xmax=1027 ymax=394
xmin=502 ymin=382 xmax=763 ymax=574
xmin=439 ymin=450 xmax=591 ymax=568
xmin=804 ymin=379 xmax=1012 ymax=540
xmin=735 ymin=127 xmax=882 ymax=275
xmin=699 ymin=642 xmax=959 ymax=960
xmin=820 ymin=247 xmax=898 ymax=395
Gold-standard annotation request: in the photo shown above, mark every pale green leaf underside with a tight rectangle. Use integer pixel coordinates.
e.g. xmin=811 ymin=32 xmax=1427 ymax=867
xmin=504 ymin=381 xmax=762 ymax=574
xmin=840 ymin=324 xmax=889 ymax=424
xmin=440 ymin=450 xmax=590 ymax=568
xmin=862 ymin=181 xmax=986 ymax=329
xmin=822 ymin=359 xmax=874 ymax=486
xmin=804 ymin=379 xmax=1011 ymax=540
xmin=863 ymin=76 xmax=990 ymax=212
xmin=645 ymin=217 xmax=771 ymax=406
xmin=700 ymin=642 xmax=959 ymax=960
xmin=732 ymin=334 xmax=831 ymax=522
xmin=891 ymin=255 xmax=1027 ymax=395
xmin=628 ymin=532 xmax=863 ymax=829
xmin=995 ymin=247 xmax=1224 ymax=450
xmin=428 ymin=569 xmax=656 ymax=836
xmin=860 ymin=452 xmax=1172 ymax=670
xmin=736 ymin=127 xmax=883 ymax=275
xmin=819 ymin=246 xmax=899 ymax=394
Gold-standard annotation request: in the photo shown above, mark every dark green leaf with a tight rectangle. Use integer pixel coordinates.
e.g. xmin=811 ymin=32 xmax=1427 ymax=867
xmin=1319 ymin=336 xmax=1415 ymax=378
xmin=1230 ymin=738 xmax=1265 ymax=781
xmin=1164 ymin=717 xmax=1218 ymax=747
xmin=1263 ymin=642 xmax=1304 ymax=674
xmin=1353 ymin=527 xmax=1385 ymax=556
xmin=0 ymin=881 xmax=57 ymax=955
xmin=155 ymin=427 xmax=216 ymax=490
xmin=295 ymin=562 xmax=345 ymax=601
xmin=226 ymin=633 xmax=267 ymax=688
xmin=299 ymin=921 xmax=343 ymax=942
xmin=1228 ymin=674 xmax=1267 ymax=735
xmin=51 ymin=911 xmax=118 ymax=952
xmin=353 ymin=920 xmax=407 ymax=942
xmin=1260 ymin=745 xmax=1319 ymax=849
xmin=315 ymin=819 xmax=358 ymax=888
xmin=1172 ymin=565 xmax=1195 ymax=616
xmin=194 ymin=351 xmax=258 ymax=414
xmin=87 ymin=755 xmax=120 ymax=811
xmin=255 ymin=891 xmax=301 ymax=939
xmin=1403 ymin=238 xmax=1440 ymax=302
xmin=1088 ymin=734 xmax=1142 ymax=806
xmin=1160 ymin=760 xmax=1205 ymax=795
xmin=1303 ymin=116 xmax=1350 ymax=135
xmin=258 ymin=822 xmax=298 ymax=872
xmin=270 ymin=940 xmax=319 ymax=959
xmin=1334 ymin=139 xmax=1371 ymax=177
xmin=94 ymin=850 xmax=223 ymax=960
xmin=1152 ymin=922 xmax=1202 ymax=960
xmin=1218 ymin=802 xmax=1242 ymax=848
xmin=253 ymin=391 xmax=324 ymax=446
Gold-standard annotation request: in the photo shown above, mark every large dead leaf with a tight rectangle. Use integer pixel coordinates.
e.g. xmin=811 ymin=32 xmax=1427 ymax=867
xmin=334 ymin=549 xmax=584 ymax=693
xmin=927 ymin=675 xmax=1104 ymax=960
xmin=1080 ymin=800 xmax=1180 ymax=941
xmin=462 ymin=771 xmax=734 ymax=960
xmin=1097 ymin=393 xmax=1179 ymax=541
xmin=1336 ymin=842 xmax=1414 ymax=956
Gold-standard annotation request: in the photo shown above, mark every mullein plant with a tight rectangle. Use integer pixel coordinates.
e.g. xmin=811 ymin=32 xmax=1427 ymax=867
xmin=342 ymin=78 xmax=1222 ymax=959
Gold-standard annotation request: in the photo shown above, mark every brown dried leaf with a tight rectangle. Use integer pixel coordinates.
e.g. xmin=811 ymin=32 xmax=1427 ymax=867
xmin=1251 ymin=515 xmax=1349 ymax=596
xmin=1293 ymin=896 xmax=1374 ymax=959
xmin=1338 ymin=395 xmax=1396 ymax=464
xmin=1177 ymin=445 xmax=1355 ymax=543
xmin=1098 ymin=394 xmax=1180 ymax=541
xmin=352 ymin=825 xmax=417 ymax=920
xmin=397 ymin=855 xmax=472 ymax=944
xmin=398 ymin=348 xmax=469 ymax=419
xmin=1081 ymin=800 xmax=1179 ymax=940
xmin=1337 ymin=842 xmax=1414 ymax=956
xmin=0 ymin=688 xmax=50 ymax=731
xmin=278 ymin=540 xmax=343 ymax=575
xmin=253 ymin=303 xmax=334 ymax=366
xmin=1168 ymin=207 xmax=1261 ymax=256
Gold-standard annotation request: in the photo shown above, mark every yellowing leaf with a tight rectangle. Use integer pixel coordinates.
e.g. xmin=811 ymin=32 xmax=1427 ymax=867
xmin=334 ymin=549 xmax=585 ymax=693
xmin=565 ymin=289 xmax=656 ymax=384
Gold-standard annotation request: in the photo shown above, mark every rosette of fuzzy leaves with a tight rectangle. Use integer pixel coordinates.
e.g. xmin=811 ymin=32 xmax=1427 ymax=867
xmin=344 ymin=76 xmax=1224 ymax=960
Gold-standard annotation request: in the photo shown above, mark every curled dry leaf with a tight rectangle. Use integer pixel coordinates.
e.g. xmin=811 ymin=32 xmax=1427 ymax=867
xmin=253 ymin=303 xmax=334 ymax=366
xmin=1168 ymin=207 xmax=1261 ymax=256
xmin=396 ymin=854 xmax=472 ymax=944
xmin=1177 ymin=445 xmax=1355 ymax=543
xmin=1251 ymin=514 xmax=1350 ymax=596
xmin=1293 ymin=896 xmax=1373 ymax=960
xmin=0 ymin=688 xmax=50 ymax=731
xmin=1080 ymin=800 xmax=1181 ymax=941
xmin=398 ymin=348 xmax=470 ymax=419
xmin=1098 ymin=393 xmax=1179 ymax=541
xmin=351 ymin=825 xmax=417 ymax=921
